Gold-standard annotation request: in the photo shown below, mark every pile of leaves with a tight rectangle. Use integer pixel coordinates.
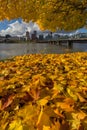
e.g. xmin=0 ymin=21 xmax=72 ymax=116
xmin=0 ymin=52 xmax=87 ymax=130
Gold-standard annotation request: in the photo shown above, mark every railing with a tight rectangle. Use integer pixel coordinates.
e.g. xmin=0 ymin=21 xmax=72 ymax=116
xmin=37 ymin=38 xmax=87 ymax=43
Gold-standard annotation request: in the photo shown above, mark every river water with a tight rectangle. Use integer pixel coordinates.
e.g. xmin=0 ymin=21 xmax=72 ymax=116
xmin=0 ymin=42 xmax=87 ymax=60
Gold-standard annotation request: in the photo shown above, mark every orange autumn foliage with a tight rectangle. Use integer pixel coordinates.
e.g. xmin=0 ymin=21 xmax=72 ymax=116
xmin=0 ymin=52 xmax=87 ymax=130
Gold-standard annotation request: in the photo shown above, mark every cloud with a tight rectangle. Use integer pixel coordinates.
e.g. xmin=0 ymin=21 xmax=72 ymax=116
xmin=0 ymin=20 xmax=40 ymax=36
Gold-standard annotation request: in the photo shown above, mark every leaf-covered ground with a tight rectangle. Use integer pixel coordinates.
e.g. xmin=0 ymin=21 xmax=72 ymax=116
xmin=0 ymin=52 xmax=87 ymax=130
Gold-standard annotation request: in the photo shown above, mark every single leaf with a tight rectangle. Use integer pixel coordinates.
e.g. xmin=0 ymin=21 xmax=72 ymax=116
xmin=8 ymin=120 xmax=23 ymax=130
xmin=76 ymin=93 xmax=86 ymax=102
xmin=37 ymin=96 xmax=50 ymax=106
xmin=1 ymin=95 xmax=15 ymax=110
xmin=67 ymin=88 xmax=78 ymax=101
xmin=77 ymin=111 xmax=87 ymax=120
xmin=54 ymin=109 xmax=65 ymax=118
xmin=29 ymin=87 xmax=40 ymax=100
xmin=56 ymin=102 xmax=74 ymax=112
xmin=43 ymin=125 xmax=50 ymax=130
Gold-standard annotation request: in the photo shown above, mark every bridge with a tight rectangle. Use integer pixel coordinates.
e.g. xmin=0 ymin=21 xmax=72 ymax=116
xmin=37 ymin=38 xmax=87 ymax=48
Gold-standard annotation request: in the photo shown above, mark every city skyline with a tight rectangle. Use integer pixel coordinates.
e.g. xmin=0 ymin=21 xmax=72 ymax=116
xmin=0 ymin=19 xmax=87 ymax=37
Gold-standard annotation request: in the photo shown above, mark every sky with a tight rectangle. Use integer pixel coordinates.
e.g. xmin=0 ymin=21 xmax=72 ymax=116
xmin=0 ymin=18 xmax=87 ymax=37
xmin=0 ymin=18 xmax=40 ymax=37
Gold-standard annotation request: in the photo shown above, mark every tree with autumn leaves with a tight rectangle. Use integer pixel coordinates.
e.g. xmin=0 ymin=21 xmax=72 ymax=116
xmin=0 ymin=0 xmax=87 ymax=31
xmin=0 ymin=1 xmax=87 ymax=130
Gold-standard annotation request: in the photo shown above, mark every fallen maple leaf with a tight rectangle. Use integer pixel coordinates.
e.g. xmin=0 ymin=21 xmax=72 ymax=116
xmin=1 ymin=95 xmax=15 ymax=110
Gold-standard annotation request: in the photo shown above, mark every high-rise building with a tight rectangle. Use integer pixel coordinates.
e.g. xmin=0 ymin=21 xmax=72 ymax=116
xmin=38 ymin=35 xmax=44 ymax=40
xmin=31 ymin=30 xmax=37 ymax=40
xmin=26 ymin=31 xmax=30 ymax=41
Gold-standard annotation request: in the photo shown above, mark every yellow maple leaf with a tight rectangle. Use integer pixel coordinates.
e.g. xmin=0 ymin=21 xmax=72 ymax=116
xmin=43 ymin=125 xmax=50 ymax=130
xmin=8 ymin=120 xmax=23 ymax=130
xmin=37 ymin=96 xmax=50 ymax=106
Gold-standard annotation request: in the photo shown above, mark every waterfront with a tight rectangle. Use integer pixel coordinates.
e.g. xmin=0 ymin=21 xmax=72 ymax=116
xmin=0 ymin=42 xmax=87 ymax=60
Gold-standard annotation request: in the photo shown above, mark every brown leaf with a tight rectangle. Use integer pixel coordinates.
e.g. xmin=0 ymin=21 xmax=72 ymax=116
xmin=45 ymin=77 xmax=54 ymax=89
xmin=1 ymin=94 xmax=15 ymax=110
xmin=22 ymin=92 xmax=34 ymax=102
xmin=78 ymin=124 xmax=84 ymax=130
xmin=60 ymin=120 xmax=70 ymax=130
xmin=76 ymin=93 xmax=86 ymax=102
xmin=29 ymin=88 xmax=40 ymax=101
